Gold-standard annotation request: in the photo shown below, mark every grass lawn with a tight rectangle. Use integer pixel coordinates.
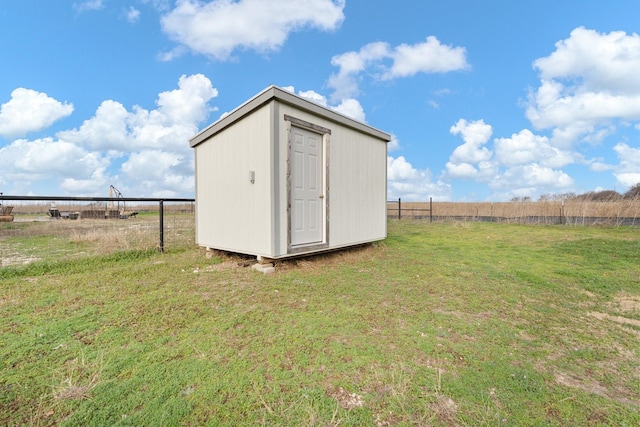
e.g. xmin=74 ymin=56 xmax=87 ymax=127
xmin=1 ymin=219 xmax=639 ymax=426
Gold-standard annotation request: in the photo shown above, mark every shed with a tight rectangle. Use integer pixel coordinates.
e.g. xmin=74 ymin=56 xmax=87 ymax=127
xmin=190 ymin=85 xmax=391 ymax=260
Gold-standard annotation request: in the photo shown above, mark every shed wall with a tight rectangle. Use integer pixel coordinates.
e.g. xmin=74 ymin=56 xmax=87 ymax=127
xmin=276 ymin=102 xmax=387 ymax=252
xmin=195 ymin=103 xmax=274 ymax=255
xmin=328 ymin=125 xmax=387 ymax=246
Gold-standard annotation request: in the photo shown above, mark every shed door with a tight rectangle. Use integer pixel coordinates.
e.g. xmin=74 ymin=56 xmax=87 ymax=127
xmin=290 ymin=126 xmax=323 ymax=246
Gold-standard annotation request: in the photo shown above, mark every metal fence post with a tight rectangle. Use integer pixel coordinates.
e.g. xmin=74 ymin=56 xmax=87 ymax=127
xmin=159 ymin=200 xmax=164 ymax=252
xmin=398 ymin=198 xmax=401 ymax=220
xmin=430 ymin=197 xmax=433 ymax=223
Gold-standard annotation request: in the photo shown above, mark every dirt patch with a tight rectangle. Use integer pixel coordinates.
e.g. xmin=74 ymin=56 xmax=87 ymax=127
xmin=587 ymin=291 xmax=640 ymax=338
xmin=1 ymin=254 xmax=40 ymax=267
xmin=327 ymin=386 xmax=364 ymax=410
xmin=431 ymin=394 xmax=458 ymax=424
xmin=588 ymin=311 xmax=640 ymax=328
xmin=615 ymin=292 xmax=640 ymax=313
xmin=554 ymin=372 xmax=639 ymax=407
xmin=201 ymin=243 xmax=383 ymax=273
xmin=274 ymin=243 xmax=382 ymax=272
xmin=554 ymin=372 xmax=609 ymax=397
xmin=199 ymin=262 xmax=238 ymax=272
xmin=554 ymin=291 xmax=640 ymax=406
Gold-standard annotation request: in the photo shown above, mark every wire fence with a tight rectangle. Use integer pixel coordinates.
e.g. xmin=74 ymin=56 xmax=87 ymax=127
xmin=4 ymin=194 xmax=640 ymax=269
xmin=0 ymin=195 xmax=195 ymax=268
xmin=387 ymin=198 xmax=640 ymax=226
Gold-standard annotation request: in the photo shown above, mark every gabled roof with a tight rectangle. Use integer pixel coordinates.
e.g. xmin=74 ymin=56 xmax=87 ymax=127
xmin=190 ymin=85 xmax=391 ymax=148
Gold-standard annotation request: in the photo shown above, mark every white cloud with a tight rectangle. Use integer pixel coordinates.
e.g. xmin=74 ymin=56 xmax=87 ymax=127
xmin=297 ymin=89 xmax=329 ymax=106
xmin=145 ymin=0 xmax=172 ymax=13
xmin=122 ymin=150 xmax=181 ymax=179
xmin=534 ymin=27 xmax=640 ymax=93
xmin=73 ymin=0 xmax=104 ymax=13
xmin=0 ymin=137 xmax=108 ymax=182
xmin=449 ymin=119 xmax=493 ymax=161
xmin=388 ymin=156 xmax=420 ymax=181
xmin=157 ymin=74 xmax=218 ymax=123
xmin=328 ymin=42 xmax=390 ymax=100
xmin=126 ymin=6 xmax=141 ymax=23
xmin=58 ymin=100 xmax=130 ymax=151
xmin=387 ymin=156 xmax=451 ymax=201
xmin=1 ymin=74 xmax=218 ymax=196
xmin=445 ymin=119 xmax=496 ymax=181
xmin=445 ymin=160 xmax=497 ymax=182
xmin=615 ymin=173 xmax=640 ymax=189
xmin=384 ymin=36 xmax=469 ymax=79
xmin=59 ymin=74 xmax=217 ymax=153
xmin=490 ymin=164 xmax=574 ymax=199
xmin=527 ymin=27 xmax=640 ymax=146
xmin=120 ymin=150 xmax=194 ymax=196
xmin=160 ymin=0 xmax=345 ymax=61
xmin=472 ymin=27 xmax=640 ymax=199
xmin=613 ymin=143 xmax=640 ymax=188
xmin=328 ymin=37 xmax=468 ymax=102
xmin=494 ymin=129 xmax=574 ymax=168
xmin=0 ymin=88 xmax=73 ymax=138
xmin=445 ymin=162 xmax=478 ymax=179
xmin=435 ymin=88 xmax=453 ymax=96
xmin=332 ymin=98 xmax=366 ymax=122
xmin=443 ymin=118 xmax=580 ymax=199
xmin=288 ymin=87 xmax=366 ymax=122
xmin=387 ymin=134 xmax=400 ymax=152
xmin=61 ymin=168 xmax=110 ymax=194
xmin=589 ymin=161 xmax=614 ymax=172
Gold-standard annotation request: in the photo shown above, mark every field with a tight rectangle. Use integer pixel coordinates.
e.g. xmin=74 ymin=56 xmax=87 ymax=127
xmin=1 ymin=217 xmax=639 ymax=426
xmin=0 ymin=212 xmax=193 ymax=267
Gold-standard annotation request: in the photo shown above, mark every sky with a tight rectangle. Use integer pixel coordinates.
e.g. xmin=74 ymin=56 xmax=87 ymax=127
xmin=1 ymin=0 xmax=640 ymax=201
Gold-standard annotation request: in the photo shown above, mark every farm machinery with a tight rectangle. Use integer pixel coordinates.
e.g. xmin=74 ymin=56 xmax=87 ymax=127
xmin=45 ymin=186 xmax=139 ymax=220
xmin=108 ymin=185 xmax=138 ymax=219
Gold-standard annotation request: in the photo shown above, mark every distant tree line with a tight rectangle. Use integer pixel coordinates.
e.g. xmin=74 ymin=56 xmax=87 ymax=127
xmin=512 ymin=183 xmax=640 ymax=202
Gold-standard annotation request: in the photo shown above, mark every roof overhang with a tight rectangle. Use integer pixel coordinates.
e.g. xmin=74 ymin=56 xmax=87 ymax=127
xmin=190 ymin=85 xmax=391 ymax=148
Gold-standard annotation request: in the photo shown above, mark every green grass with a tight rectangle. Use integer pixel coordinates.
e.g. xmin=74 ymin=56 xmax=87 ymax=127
xmin=1 ymin=220 xmax=639 ymax=426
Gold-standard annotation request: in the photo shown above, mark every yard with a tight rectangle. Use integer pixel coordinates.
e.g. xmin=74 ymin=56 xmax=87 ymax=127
xmin=1 ymin=218 xmax=639 ymax=425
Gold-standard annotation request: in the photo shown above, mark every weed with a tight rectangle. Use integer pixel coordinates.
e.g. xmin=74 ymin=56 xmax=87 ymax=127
xmin=52 ymin=352 xmax=105 ymax=401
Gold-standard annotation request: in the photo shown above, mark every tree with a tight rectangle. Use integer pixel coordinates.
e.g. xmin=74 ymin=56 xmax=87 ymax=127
xmin=623 ymin=183 xmax=640 ymax=199
xmin=591 ymin=190 xmax=622 ymax=201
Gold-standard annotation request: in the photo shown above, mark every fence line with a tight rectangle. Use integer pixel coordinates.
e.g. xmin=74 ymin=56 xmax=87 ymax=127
xmin=0 ymin=194 xmax=195 ymax=252
xmin=386 ymin=198 xmax=640 ymax=226
xmin=387 ymin=197 xmax=433 ymax=222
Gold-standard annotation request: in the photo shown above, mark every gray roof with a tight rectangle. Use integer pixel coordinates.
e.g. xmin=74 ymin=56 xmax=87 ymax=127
xmin=190 ymin=85 xmax=391 ymax=148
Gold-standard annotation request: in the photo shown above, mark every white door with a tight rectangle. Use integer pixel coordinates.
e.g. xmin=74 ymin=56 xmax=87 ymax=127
xmin=290 ymin=126 xmax=323 ymax=246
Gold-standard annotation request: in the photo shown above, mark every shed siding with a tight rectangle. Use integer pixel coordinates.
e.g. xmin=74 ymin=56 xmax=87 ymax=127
xmin=329 ymin=125 xmax=387 ymax=246
xmin=276 ymin=102 xmax=387 ymax=250
xmin=195 ymin=102 xmax=274 ymax=255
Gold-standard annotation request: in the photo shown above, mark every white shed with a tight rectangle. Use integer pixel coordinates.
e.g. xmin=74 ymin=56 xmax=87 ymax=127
xmin=190 ymin=85 xmax=390 ymax=260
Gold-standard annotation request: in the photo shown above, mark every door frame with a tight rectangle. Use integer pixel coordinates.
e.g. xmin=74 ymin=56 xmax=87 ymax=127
xmin=285 ymin=114 xmax=330 ymax=254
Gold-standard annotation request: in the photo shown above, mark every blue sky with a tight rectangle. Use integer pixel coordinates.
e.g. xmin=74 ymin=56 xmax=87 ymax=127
xmin=1 ymin=0 xmax=640 ymax=201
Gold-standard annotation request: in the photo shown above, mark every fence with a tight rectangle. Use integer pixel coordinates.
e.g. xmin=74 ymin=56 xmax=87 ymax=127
xmin=0 ymin=194 xmax=195 ymax=267
xmin=386 ymin=198 xmax=640 ymax=226
xmin=387 ymin=197 xmax=433 ymax=221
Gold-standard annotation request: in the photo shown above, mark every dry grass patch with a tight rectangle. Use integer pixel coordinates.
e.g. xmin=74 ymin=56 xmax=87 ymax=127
xmin=52 ymin=353 xmax=105 ymax=401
